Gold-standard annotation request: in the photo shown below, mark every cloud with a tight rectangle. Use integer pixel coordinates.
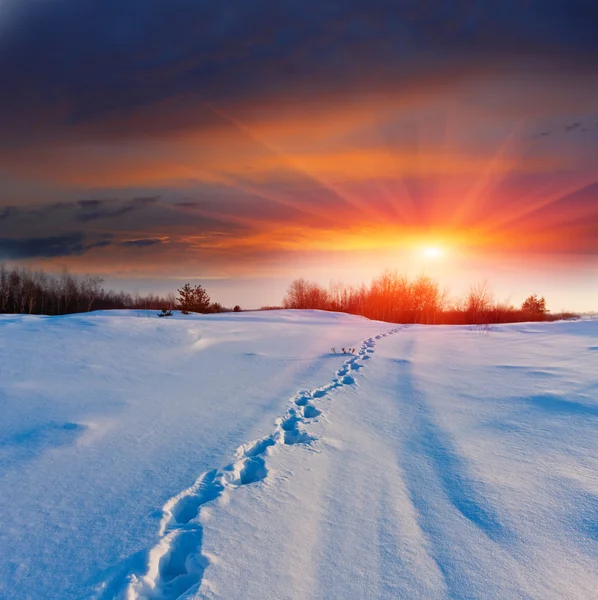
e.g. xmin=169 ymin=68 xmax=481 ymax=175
xmin=0 ymin=196 xmax=161 ymax=226
xmin=0 ymin=190 xmax=252 ymax=258
xmin=0 ymin=206 xmax=18 ymax=220
xmin=174 ymin=201 xmax=207 ymax=210
xmin=86 ymin=239 xmax=113 ymax=250
xmin=76 ymin=199 xmax=106 ymax=208
xmin=565 ymin=122 xmax=581 ymax=132
xmin=121 ymin=237 xmax=165 ymax=248
xmin=1 ymin=1 xmax=597 ymax=144
xmin=75 ymin=196 xmax=159 ymax=222
xmin=0 ymin=227 xmax=115 ymax=259
xmin=0 ymin=232 xmax=88 ymax=259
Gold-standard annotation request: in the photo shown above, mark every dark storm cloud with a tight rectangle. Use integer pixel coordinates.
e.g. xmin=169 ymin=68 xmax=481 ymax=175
xmin=0 ymin=232 xmax=111 ymax=259
xmin=1 ymin=0 xmax=597 ymax=143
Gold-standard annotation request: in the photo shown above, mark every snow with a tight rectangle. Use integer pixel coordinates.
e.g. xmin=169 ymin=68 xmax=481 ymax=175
xmin=0 ymin=311 xmax=597 ymax=599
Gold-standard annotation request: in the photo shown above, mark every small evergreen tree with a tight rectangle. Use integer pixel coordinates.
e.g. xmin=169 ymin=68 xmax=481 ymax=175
xmin=177 ymin=283 xmax=211 ymax=314
xmin=521 ymin=295 xmax=547 ymax=318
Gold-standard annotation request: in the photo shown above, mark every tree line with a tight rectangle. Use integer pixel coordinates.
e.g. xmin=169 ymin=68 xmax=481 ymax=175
xmin=282 ymin=272 xmax=578 ymax=324
xmin=0 ymin=264 xmax=235 ymax=316
xmin=0 ymin=264 xmax=175 ymax=315
xmin=0 ymin=263 xmax=578 ymax=323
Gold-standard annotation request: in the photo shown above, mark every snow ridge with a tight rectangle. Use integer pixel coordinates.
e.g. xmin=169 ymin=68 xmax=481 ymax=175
xmin=106 ymin=327 xmax=401 ymax=600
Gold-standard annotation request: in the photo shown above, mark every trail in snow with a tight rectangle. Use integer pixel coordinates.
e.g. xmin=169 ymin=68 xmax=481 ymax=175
xmin=108 ymin=328 xmax=401 ymax=599
xmin=198 ymin=321 xmax=598 ymax=600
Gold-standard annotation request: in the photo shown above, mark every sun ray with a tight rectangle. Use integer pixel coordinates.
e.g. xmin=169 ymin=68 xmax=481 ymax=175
xmin=449 ymin=119 xmax=524 ymax=229
xmin=203 ymin=102 xmax=387 ymax=225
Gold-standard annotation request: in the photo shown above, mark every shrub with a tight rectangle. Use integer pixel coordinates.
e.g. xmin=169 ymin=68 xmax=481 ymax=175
xmin=208 ymin=302 xmax=227 ymax=313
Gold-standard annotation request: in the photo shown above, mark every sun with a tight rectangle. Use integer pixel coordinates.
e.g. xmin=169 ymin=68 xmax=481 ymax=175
xmin=422 ymin=246 xmax=444 ymax=259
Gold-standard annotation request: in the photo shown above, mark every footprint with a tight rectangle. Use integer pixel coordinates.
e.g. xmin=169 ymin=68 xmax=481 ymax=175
xmin=281 ymin=415 xmax=301 ymax=432
xmin=244 ymin=436 xmax=276 ymax=458
xmin=238 ymin=456 xmax=268 ymax=485
xmin=302 ymin=405 xmax=321 ymax=419
xmin=151 ymin=528 xmax=207 ymax=599
xmin=169 ymin=470 xmax=224 ymax=526
xmin=279 ymin=414 xmax=315 ymax=445
xmin=284 ymin=429 xmax=315 ymax=445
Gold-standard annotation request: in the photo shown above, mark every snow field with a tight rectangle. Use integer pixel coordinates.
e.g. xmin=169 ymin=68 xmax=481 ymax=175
xmin=0 ymin=312 xmax=596 ymax=599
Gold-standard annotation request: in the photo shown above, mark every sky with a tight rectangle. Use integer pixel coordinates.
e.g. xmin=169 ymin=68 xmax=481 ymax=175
xmin=0 ymin=0 xmax=597 ymax=310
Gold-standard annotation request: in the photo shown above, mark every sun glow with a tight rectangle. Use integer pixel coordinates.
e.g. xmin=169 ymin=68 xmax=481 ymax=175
xmin=422 ymin=246 xmax=444 ymax=259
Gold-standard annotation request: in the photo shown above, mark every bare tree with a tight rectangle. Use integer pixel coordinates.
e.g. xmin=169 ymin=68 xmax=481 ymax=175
xmin=466 ymin=281 xmax=494 ymax=325
xmin=0 ymin=265 xmax=173 ymax=315
xmin=81 ymin=276 xmax=104 ymax=312
xmin=0 ymin=263 xmax=9 ymax=312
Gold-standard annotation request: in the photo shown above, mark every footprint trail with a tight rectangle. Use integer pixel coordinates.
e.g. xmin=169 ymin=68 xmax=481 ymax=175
xmin=114 ymin=326 xmax=403 ymax=599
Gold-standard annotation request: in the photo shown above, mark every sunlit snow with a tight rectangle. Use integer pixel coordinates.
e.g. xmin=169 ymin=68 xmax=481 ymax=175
xmin=1 ymin=311 xmax=596 ymax=599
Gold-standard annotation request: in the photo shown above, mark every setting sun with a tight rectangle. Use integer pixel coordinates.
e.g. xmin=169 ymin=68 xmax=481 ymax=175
xmin=422 ymin=246 xmax=444 ymax=259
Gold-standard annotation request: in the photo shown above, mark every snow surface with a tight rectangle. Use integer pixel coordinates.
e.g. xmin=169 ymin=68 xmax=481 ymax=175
xmin=0 ymin=310 xmax=597 ymax=599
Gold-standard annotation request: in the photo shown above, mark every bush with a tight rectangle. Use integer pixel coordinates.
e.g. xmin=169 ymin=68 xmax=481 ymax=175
xmin=208 ymin=302 xmax=226 ymax=313
xmin=545 ymin=311 xmax=579 ymax=321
